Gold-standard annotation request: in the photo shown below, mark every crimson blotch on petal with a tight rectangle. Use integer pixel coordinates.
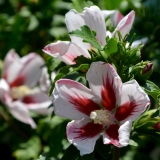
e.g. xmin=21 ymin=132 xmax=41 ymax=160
xmin=53 ymin=62 xmax=150 ymax=155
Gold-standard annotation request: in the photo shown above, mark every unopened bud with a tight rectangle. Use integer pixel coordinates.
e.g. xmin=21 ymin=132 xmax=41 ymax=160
xmin=142 ymin=62 xmax=153 ymax=75
xmin=153 ymin=122 xmax=160 ymax=130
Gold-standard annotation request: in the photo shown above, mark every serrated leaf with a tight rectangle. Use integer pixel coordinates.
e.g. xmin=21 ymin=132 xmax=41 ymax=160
xmin=69 ymin=25 xmax=102 ymax=50
xmin=61 ymin=144 xmax=80 ymax=160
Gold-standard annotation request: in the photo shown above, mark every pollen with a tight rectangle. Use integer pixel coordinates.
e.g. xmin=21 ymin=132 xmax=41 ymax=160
xmin=11 ymin=85 xmax=38 ymax=99
xmin=90 ymin=109 xmax=112 ymax=125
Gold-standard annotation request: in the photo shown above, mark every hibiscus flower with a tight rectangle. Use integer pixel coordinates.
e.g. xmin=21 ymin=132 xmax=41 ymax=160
xmin=43 ymin=6 xmax=135 ymax=65
xmin=53 ymin=62 xmax=150 ymax=155
xmin=0 ymin=49 xmax=52 ymax=128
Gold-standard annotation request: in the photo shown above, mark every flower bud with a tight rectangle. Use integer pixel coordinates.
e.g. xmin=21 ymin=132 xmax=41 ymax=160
xmin=153 ymin=122 xmax=160 ymax=130
xmin=142 ymin=62 xmax=153 ymax=75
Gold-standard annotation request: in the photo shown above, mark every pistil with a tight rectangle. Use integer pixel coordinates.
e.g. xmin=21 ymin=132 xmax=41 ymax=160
xmin=90 ymin=109 xmax=112 ymax=125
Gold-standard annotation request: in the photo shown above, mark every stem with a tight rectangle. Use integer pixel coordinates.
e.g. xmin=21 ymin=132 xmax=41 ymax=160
xmin=113 ymin=146 xmax=120 ymax=160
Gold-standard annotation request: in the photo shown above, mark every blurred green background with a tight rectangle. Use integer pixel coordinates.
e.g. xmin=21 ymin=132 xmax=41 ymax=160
xmin=0 ymin=0 xmax=160 ymax=160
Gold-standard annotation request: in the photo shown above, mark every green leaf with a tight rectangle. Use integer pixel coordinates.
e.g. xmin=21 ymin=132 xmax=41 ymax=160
xmin=61 ymin=144 xmax=80 ymax=160
xmin=129 ymin=139 xmax=138 ymax=146
xmin=49 ymin=66 xmax=71 ymax=96
xmin=69 ymin=25 xmax=103 ymax=50
xmin=77 ymin=153 xmax=96 ymax=160
xmin=74 ymin=55 xmax=92 ymax=66
xmin=46 ymin=57 xmax=62 ymax=72
xmin=144 ymin=80 xmax=160 ymax=103
xmin=69 ymin=64 xmax=90 ymax=74
xmin=105 ymin=38 xmax=118 ymax=54
xmin=37 ymin=154 xmax=51 ymax=160
xmin=14 ymin=136 xmax=41 ymax=160
xmin=95 ymin=138 xmax=111 ymax=159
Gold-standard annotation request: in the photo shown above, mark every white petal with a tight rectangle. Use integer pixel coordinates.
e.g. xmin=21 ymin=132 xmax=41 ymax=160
xmin=65 ymin=9 xmax=90 ymax=51
xmin=43 ymin=41 xmax=90 ymax=65
xmin=22 ymin=91 xmax=53 ymax=115
xmin=2 ymin=49 xmax=20 ymax=79
xmin=43 ymin=41 xmax=71 ymax=56
xmin=131 ymin=37 xmax=148 ymax=48
xmin=7 ymin=101 xmax=37 ymax=128
xmin=66 ymin=6 xmax=106 ymax=47
xmin=3 ymin=56 xmax=23 ymax=84
xmin=9 ymin=53 xmax=45 ymax=88
xmin=67 ymin=119 xmax=102 ymax=156
xmin=86 ymin=62 xmax=122 ymax=111
xmin=112 ymin=10 xmax=135 ymax=39
xmin=81 ymin=6 xmax=106 ymax=45
xmin=103 ymin=123 xmax=120 ymax=146
xmin=53 ymin=79 xmax=100 ymax=120
xmin=115 ymin=80 xmax=150 ymax=123
xmin=0 ymin=79 xmax=12 ymax=103
xmin=118 ymin=120 xmax=132 ymax=147
xmin=39 ymin=67 xmax=55 ymax=93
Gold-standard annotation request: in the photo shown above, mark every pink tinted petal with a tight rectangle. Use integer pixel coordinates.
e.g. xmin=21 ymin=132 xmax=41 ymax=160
xmin=86 ymin=62 xmax=122 ymax=111
xmin=43 ymin=41 xmax=71 ymax=57
xmin=118 ymin=120 xmax=132 ymax=147
xmin=54 ymin=79 xmax=100 ymax=120
xmin=115 ymin=80 xmax=150 ymax=123
xmin=3 ymin=49 xmax=20 ymax=79
xmin=60 ymin=43 xmax=90 ymax=64
xmin=7 ymin=101 xmax=36 ymax=128
xmin=102 ymin=10 xmax=116 ymax=19
xmin=8 ymin=53 xmax=44 ymax=88
xmin=112 ymin=10 xmax=135 ymax=38
xmin=4 ymin=58 xmax=24 ymax=84
xmin=43 ymin=41 xmax=90 ymax=65
xmin=22 ymin=91 xmax=52 ymax=115
xmin=67 ymin=119 xmax=103 ymax=155
xmin=18 ymin=53 xmax=44 ymax=87
xmin=111 ymin=11 xmax=124 ymax=27
xmin=102 ymin=10 xmax=124 ymax=27
xmin=103 ymin=124 xmax=120 ymax=146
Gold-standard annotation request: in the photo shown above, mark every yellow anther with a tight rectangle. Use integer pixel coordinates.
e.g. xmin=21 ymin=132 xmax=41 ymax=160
xmin=90 ymin=109 xmax=112 ymax=125
xmin=11 ymin=85 xmax=32 ymax=99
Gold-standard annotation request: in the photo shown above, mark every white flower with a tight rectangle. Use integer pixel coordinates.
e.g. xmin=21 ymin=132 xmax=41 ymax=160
xmin=0 ymin=49 xmax=52 ymax=128
xmin=53 ymin=62 xmax=150 ymax=155
xmin=43 ymin=6 xmax=135 ymax=64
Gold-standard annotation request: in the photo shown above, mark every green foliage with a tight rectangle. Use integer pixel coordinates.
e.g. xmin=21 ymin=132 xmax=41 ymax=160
xmin=104 ymin=38 xmax=118 ymax=55
xmin=144 ymin=80 xmax=160 ymax=105
xmin=13 ymin=136 xmax=41 ymax=160
xmin=1 ymin=0 xmax=160 ymax=160
xmin=72 ymin=0 xmax=94 ymax=12
xmin=69 ymin=25 xmax=103 ymax=50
